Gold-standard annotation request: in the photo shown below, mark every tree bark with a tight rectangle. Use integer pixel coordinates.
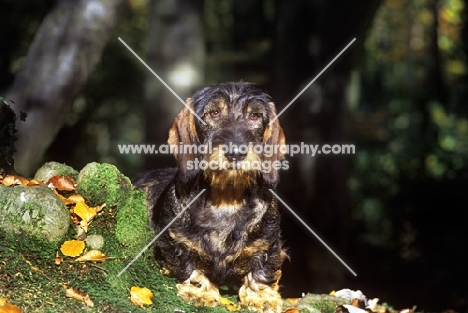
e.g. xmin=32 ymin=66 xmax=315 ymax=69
xmin=5 ymin=0 xmax=125 ymax=176
xmin=144 ymin=0 xmax=204 ymax=169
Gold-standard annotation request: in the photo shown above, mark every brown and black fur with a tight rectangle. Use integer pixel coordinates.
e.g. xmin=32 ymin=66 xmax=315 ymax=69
xmin=134 ymin=82 xmax=288 ymax=313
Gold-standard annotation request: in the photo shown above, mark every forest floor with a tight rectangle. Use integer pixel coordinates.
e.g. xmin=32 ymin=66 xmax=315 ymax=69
xmin=0 ymin=163 xmax=393 ymax=313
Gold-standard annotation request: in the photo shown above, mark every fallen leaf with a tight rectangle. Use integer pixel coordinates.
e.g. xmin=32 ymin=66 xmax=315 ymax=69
xmin=75 ymin=227 xmax=87 ymax=240
xmin=285 ymin=298 xmax=300 ymax=305
xmin=130 ymin=286 xmax=153 ymax=308
xmin=74 ymin=201 xmax=96 ymax=223
xmin=60 ymin=240 xmax=85 ymax=257
xmin=48 ymin=176 xmax=76 ymax=191
xmin=65 ymin=288 xmax=94 ymax=307
xmin=27 ymin=179 xmax=41 ymax=186
xmin=92 ymin=203 xmax=106 ymax=214
xmin=79 ymin=220 xmax=90 ymax=232
xmin=75 ymin=250 xmax=107 ymax=262
xmin=55 ymin=252 xmax=63 ymax=265
xmin=283 ymin=308 xmax=300 ymax=313
xmin=68 ymin=194 xmax=85 ymax=203
xmin=341 ymin=304 xmax=367 ymax=313
xmin=220 ymin=297 xmax=238 ymax=311
xmin=1 ymin=175 xmax=28 ymax=186
xmin=0 ymin=297 xmax=22 ymax=313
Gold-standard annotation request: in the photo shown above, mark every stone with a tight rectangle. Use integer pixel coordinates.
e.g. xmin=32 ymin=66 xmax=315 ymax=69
xmin=0 ymin=185 xmax=70 ymax=242
xmin=34 ymin=161 xmax=79 ymax=182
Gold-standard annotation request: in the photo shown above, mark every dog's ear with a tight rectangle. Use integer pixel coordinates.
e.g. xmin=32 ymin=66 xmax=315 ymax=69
xmin=168 ymin=98 xmax=200 ymax=182
xmin=262 ymin=102 xmax=286 ymax=187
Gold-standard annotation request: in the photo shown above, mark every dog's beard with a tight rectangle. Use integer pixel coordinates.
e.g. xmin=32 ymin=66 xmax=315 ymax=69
xmin=202 ymin=149 xmax=261 ymax=209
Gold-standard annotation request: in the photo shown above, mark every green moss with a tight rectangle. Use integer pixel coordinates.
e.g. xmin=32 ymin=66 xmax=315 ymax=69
xmin=115 ymin=189 xmax=152 ymax=253
xmin=76 ymin=162 xmax=132 ymax=207
xmin=1 ymin=162 xmax=245 ymax=312
xmin=297 ymin=294 xmax=350 ymax=313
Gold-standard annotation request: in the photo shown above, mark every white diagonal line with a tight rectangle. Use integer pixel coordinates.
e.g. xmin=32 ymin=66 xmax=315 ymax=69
xmin=270 ymin=38 xmax=356 ymax=125
xmin=117 ymin=189 xmax=206 ymax=277
xmin=118 ymin=37 xmax=206 ymax=125
xmin=269 ymin=189 xmax=357 ymax=276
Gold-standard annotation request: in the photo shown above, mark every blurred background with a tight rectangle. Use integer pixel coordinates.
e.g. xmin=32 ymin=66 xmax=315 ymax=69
xmin=1 ymin=0 xmax=467 ymax=311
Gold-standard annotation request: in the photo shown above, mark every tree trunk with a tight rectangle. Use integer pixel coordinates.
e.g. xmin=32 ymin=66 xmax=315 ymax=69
xmin=271 ymin=0 xmax=381 ymax=294
xmin=5 ymin=0 xmax=125 ymax=176
xmin=144 ymin=0 xmax=204 ymax=169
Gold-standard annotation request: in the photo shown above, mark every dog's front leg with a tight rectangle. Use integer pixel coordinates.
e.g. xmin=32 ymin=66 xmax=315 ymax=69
xmin=239 ymin=271 xmax=283 ymax=313
xmin=176 ymin=270 xmax=220 ymax=307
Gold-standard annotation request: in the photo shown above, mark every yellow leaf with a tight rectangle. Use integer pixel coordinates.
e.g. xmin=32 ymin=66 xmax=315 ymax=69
xmin=75 ymin=250 xmax=107 ymax=262
xmin=65 ymin=288 xmax=94 ymax=307
xmin=220 ymin=297 xmax=238 ymax=311
xmin=27 ymin=179 xmax=41 ymax=186
xmin=130 ymin=286 xmax=153 ymax=307
xmin=60 ymin=240 xmax=85 ymax=257
xmin=0 ymin=297 xmax=22 ymax=313
xmin=68 ymin=194 xmax=85 ymax=203
xmin=74 ymin=201 xmax=96 ymax=223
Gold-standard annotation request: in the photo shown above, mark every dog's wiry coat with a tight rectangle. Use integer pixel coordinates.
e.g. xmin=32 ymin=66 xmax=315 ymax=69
xmin=134 ymin=82 xmax=287 ymax=313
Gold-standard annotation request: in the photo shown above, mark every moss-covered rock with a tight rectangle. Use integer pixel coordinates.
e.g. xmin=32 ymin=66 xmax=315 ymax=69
xmin=85 ymin=234 xmax=105 ymax=250
xmin=76 ymin=162 xmax=132 ymax=207
xmin=0 ymin=184 xmax=70 ymax=243
xmin=115 ymin=189 xmax=152 ymax=253
xmin=34 ymin=161 xmax=79 ymax=182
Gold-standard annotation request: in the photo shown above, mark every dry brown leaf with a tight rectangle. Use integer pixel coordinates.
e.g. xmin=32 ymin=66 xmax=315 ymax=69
xmin=75 ymin=250 xmax=107 ymax=263
xmin=74 ymin=201 xmax=96 ymax=223
xmin=48 ymin=176 xmax=76 ymax=191
xmin=60 ymin=240 xmax=85 ymax=257
xmin=55 ymin=252 xmax=63 ymax=265
xmin=0 ymin=297 xmax=22 ymax=313
xmin=130 ymin=286 xmax=153 ymax=308
xmin=92 ymin=203 xmax=106 ymax=214
xmin=69 ymin=211 xmax=81 ymax=225
xmin=65 ymin=288 xmax=94 ymax=307
xmin=220 ymin=297 xmax=238 ymax=311
xmin=283 ymin=308 xmax=300 ymax=313
xmin=1 ymin=175 xmax=28 ymax=186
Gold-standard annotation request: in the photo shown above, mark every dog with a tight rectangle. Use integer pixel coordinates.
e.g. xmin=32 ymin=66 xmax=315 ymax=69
xmin=134 ymin=82 xmax=288 ymax=313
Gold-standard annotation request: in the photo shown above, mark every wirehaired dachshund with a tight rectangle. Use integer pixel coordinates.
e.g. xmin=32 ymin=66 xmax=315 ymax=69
xmin=134 ymin=82 xmax=288 ymax=313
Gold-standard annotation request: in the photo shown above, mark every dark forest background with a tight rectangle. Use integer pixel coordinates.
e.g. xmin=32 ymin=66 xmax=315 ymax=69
xmin=1 ymin=0 xmax=468 ymax=311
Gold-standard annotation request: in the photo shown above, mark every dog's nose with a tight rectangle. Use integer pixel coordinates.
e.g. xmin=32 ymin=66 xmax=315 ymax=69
xmin=225 ymin=144 xmax=247 ymax=162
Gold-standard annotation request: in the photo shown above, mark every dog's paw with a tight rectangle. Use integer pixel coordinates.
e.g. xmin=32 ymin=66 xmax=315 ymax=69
xmin=239 ymin=273 xmax=283 ymax=313
xmin=176 ymin=270 xmax=220 ymax=307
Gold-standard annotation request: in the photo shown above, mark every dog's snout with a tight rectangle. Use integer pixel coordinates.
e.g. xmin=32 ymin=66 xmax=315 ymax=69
xmin=224 ymin=142 xmax=247 ymax=162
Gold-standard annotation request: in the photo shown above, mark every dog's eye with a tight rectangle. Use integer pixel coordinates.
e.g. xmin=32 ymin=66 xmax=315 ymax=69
xmin=249 ymin=113 xmax=262 ymax=121
xmin=210 ymin=110 xmax=220 ymax=118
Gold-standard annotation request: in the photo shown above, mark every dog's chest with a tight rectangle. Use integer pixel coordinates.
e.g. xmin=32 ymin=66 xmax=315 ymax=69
xmin=192 ymin=199 xmax=267 ymax=253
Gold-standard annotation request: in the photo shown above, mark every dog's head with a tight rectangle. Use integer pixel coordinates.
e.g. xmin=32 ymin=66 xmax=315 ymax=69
xmin=168 ymin=82 xmax=285 ymax=188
